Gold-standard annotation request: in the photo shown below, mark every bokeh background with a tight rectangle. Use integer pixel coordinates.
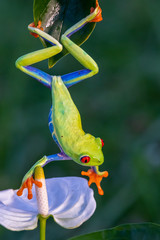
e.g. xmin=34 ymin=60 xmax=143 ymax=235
xmin=0 ymin=0 xmax=160 ymax=239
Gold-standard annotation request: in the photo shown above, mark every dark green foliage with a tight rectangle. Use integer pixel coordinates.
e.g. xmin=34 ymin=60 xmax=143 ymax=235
xmin=33 ymin=0 xmax=50 ymax=25
xmin=0 ymin=0 xmax=160 ymax=239
xmin=33 ymin=0 xmax=96 ymax=67
xmin=69 ymin=223 xmax=160 ymax=240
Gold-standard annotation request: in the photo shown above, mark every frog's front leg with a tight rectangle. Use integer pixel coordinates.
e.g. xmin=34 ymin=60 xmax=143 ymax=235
xmin=81 ymin=167 xmax=108 ymax=195
xmin=17 ymin=153 xmax=71 ymax=199
xmin=16 ymin=24 xmax=62 ymax=88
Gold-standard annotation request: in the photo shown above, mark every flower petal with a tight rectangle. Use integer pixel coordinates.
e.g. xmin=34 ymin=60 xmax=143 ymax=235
xmin=54 ymin=195 xmax=96 ymax=229
xmin=0 ymin=188 xmax=38 ymax=231
xmin=0 ymin=203 xmax=38 ymax=231
xmin=47 ymin=177 xmax=96 ymax=229
xmin=0 ymin=188 xmax=38 ymax=214
xmin=0 ymin=177 xmax=96 ymax=231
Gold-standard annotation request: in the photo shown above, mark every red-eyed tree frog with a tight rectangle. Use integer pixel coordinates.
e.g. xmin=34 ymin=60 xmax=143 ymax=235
xmin=16 ymin=1 xmax=108 ymax=200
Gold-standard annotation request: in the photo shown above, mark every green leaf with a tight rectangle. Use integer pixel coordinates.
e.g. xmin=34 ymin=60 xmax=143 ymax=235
xmin=68 ymin=223 xmax=160 ymax=240
xmin=33 ymin=0 xmax=50 ymax=25
xmin=33 ymin=0 xmax=97 ymax=67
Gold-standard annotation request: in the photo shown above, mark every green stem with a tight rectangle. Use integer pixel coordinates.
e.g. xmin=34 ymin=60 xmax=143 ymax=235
xmin=39 ymin=215 xmax=47 ymax=240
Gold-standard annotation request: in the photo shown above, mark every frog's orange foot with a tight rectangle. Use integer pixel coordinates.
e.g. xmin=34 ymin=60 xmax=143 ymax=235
xmin=90 ymin=0 xmax=103 ymax=23
xmin=17 ymin=176 xmax=42 ymax=200
xmin=81 ymin=169 xmax=108 ymax=195
xmin=29 ymin=20 xmax=43 ymax=38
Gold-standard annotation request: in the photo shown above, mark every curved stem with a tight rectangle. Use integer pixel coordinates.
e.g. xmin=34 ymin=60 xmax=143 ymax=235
xmin=39 ymin=215 xmax=47 ymax=240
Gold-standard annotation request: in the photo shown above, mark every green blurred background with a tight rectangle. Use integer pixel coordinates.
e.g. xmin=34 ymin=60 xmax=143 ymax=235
xmin=0 ymin=0 xmax=160 ymax=239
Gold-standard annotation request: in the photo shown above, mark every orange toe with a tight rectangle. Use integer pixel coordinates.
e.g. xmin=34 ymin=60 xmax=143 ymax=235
xmin=81 ymin=169 xmax=108 ymax=195
xmin=89 ymin=0 xmax=103 ymax=23
xmin=17 ymin=176 xmax=42 ymax=200
xmin=29 ymin=20 xmax=43 ymax=38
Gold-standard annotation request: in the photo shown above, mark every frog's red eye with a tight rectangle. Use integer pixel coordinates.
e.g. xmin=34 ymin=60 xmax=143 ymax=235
xmin=80 ymin=156 xmax=90 ymax=164
xmin=101 ymin=139 xmax=104 ymax=147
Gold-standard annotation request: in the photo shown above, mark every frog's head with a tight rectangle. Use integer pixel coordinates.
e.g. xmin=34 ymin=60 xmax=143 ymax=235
xmin=75 ymin=134 xmax=104 ymax=167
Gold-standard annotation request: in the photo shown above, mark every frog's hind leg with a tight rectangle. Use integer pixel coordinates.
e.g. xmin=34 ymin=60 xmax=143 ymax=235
xmin=16 ymin=26 xmax=62 ymax=88
xmin=60 ymin=6 xmax=101 ymax=88
xmin=61 ymin=69 xmax=92 ymax=88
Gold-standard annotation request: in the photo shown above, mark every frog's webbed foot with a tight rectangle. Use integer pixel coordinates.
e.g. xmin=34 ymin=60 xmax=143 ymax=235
xmin=16 ymin=155 xmax=47 ymax=199
xmin=89 ymin=0 xmax=103 ymax=23
xmin=81 ymin=167 xmax=108 ymax=195
xmin=17 ymin=176 xmax=42 ymax=200
xmin=29 ymin=20 xmax=43 ymax=38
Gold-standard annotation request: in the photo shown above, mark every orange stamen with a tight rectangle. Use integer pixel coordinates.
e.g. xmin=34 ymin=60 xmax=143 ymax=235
xmin=17 ymin=176 xmax=42 ymax=200
xmin=29 ymin=20 xmax=43 ymax=38
xmin=81 ymin=169 xmax=108 ymax=195
xmin=89 ymin=0 xmax=103 ymax=23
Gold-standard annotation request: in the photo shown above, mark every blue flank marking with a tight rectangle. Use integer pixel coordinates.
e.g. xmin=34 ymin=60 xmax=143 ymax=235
xmin=62 ymin=69 xmax=91 ymax=87
xmin=48 ymin=121 xmax=54 ymax=133
xmin=48 ymin=106 xmax=63 ymax=151
xmin=25 ymin=66 xmax=52 ymax=88
xmin=48 ymin=107 xmax=54 ymax=135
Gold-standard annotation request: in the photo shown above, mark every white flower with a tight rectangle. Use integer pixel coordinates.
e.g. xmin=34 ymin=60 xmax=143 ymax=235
xmin=0 ymin=176 xmax=96 ymax=231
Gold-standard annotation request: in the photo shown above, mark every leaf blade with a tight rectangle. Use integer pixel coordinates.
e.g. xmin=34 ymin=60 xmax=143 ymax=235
xmin=68 ymin=223 xmax=160 ymax=240
xmin=33 ymin=0 xmax=97 ymax=67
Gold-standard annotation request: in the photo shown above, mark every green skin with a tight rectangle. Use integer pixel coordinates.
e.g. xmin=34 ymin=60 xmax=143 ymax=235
xmin=16 ymin=5 xmax=105 ymax=185
xmin=52 ymin=76 xmax=104 ymax=166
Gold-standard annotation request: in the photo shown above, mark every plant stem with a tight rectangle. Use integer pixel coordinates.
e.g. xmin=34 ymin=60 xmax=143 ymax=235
xmin=39 ymin=215 xmax=47 ymax=240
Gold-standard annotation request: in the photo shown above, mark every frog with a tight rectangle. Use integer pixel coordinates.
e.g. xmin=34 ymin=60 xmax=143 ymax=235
xmin=16 ymin=1 xmax=108 ymax=200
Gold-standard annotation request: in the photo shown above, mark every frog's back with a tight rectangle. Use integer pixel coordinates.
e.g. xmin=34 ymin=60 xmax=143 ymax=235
xmin=51 ymin=76 xmax=84 ymax=154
